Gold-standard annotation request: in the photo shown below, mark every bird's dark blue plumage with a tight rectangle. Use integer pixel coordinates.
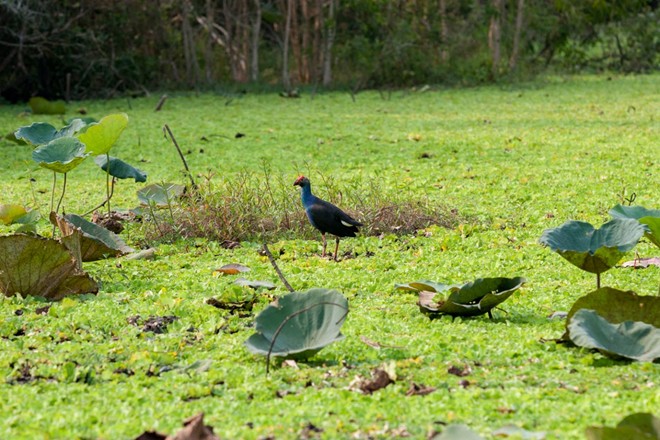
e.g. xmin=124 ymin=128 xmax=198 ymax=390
xmin=294 ymin=176 xmax=362 ymax=260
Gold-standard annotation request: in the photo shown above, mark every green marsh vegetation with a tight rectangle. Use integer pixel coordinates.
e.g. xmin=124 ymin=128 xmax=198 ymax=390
xmin=0 ymin=74 xmax=658 ymax=439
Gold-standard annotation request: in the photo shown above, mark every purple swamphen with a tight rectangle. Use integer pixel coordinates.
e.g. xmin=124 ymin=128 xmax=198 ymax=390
xmin=294 ymin=175 xmax=363 ymax=260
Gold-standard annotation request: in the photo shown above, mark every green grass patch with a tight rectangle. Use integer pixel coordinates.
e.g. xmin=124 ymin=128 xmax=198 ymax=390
xmin=0 ymin=74 xmax=659 ymax=439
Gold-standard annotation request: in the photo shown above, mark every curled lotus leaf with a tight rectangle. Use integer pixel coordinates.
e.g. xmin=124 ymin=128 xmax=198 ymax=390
xmin=32 ymin=137 xmax=88 ymax=174
xmin=567 ymin=309 xmax=660 ymax=362
xmin=0 ymin=234 xmax=98 ymax=300
xmin=395 ymin=280 xmax=454 ymax=292
xmin=245 ymin=288 xmax=348 ymax=362
xmin=610 ymin=204 xmax=660 ymax=248
xmin=403 ymin=277 xmax=525 ymax=318
xmin=562 ymin=287 xmax=660 ymax=340
xmin=51 ymin=212 xmax=133 ymax=262
xmin=94 ymin=155 xmax=147 ymax=182
xmin=539 ymin=219 xmax=646 ymax=274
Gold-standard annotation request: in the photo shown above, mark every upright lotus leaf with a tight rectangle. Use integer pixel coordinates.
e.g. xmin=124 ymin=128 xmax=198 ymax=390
xmin=245 ymin=288 xmax=348 ymax=364
xmin=539 ymin=219 xmax=646 ymax=287
xmin=0 ymin=234 xmax=98 ymax=300
xmin=400 ymin=277 xmax=524 ymax=318
xmin=586 ymin=413 xmax=660 ymax=440
xmin=32 ymin=137 xmax=88 ymax=173
xmin=15 ymin=119 xmax=87 ymax=146
xmin=94 ymin=155 xmax=147 ymax=182
xmin=50 ymin=212 xmax=133 ymax=262
xmin=28 ymin=96 xmax=66 ymax=115
xmin=137 ymin=183 xmax=186 ymax=207
xmin=78 ymin=113 xmax=128 ymax=155
xmin=565 ymin=287 xmax=660 ymax=330
xmin=567 ymin=309 xmax=660 ymax=362
xmin=0 ymin=205 xmax=28 ymax=225
xmin=610 ymin=204 xmax=660 ymax=248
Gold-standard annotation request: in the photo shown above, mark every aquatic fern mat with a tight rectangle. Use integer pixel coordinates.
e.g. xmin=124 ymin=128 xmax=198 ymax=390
xmin=1 ymin=75 xmax=659 ymax=439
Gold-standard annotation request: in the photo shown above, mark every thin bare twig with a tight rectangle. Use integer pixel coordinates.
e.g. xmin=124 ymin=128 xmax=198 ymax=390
xmin=263 ymin=244 xmax=294 ymax=293
xmin=163 ymin=124 xmax=198 ymax=192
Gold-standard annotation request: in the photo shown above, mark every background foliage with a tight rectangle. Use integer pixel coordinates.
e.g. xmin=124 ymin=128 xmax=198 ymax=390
xmin=1 ymin=0 xmax=658 ymax=101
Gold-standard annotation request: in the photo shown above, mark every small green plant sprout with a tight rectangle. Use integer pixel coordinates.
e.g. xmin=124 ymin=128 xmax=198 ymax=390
xmin=245 ymin=288 xmax=348 ymax=373
xmin=562 ymin=287 xmax=660 ymax=362
xmin=50 ymin=212 xmax=133 ymax=262
xmin=396 ymin=277 xmax=525 ymax=319
xmin=585 ymin=413 xmax=660 ymax=439
xmin=609 ymin=204 xmax=660 ymax=248
xmin=539 ymin=219 xmax=647 ymax=288
xmin=0 ymin=233 xmax=98 ymax=300
xmin=77 ymin=113 xmax=129 ymax=214
xmin=0 ymin=204 xmax=40 ymax=233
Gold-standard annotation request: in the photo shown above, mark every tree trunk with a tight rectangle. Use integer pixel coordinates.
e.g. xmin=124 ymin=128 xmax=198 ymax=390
xmin=250 ymin=0 xmax=261 ymax=82
xmin=204 ymin=0 xmax=214 ymax=83
xmin=488 ymin=0 xmax=503 ymax=77
xmin=509 ymin=0 xmax=524 ymax=70
xmin=439 ymin=0 xmax=449 ymax=63
xmin=282 ymin=0 xmax=293 ymax=91
xmin=322 ymin=0 xmax=338 ymax=86
xmin=181 ymin=0 xmax=200 ymax=86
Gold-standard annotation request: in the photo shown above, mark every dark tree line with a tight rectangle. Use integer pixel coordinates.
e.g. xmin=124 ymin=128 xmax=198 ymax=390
xmin=0 ymin=0 xmax=657 ymax=101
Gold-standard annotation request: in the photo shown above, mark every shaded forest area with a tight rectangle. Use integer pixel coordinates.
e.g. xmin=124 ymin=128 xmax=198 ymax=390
xmin=0 ymin=0 xmax=658 ymax=101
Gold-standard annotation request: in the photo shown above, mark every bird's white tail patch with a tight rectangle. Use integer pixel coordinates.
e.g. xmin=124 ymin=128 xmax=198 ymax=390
xmin=340 ymin=220 xmax=354 ymax=227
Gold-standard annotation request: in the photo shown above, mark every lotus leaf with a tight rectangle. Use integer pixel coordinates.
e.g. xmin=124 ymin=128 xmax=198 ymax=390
xmin=15 ymin=119 xmax=87 ymax=146
xmin=562 ymin=287 xmax=660 ymax=343
xmin=567 ymin=309 xmax=660 ymax=362
xmin=137 ymin=183 xmax=186 ymax=207
xmin=32 ymin=137 xmax=88 ymax=174
xmin=245 ymin=288 xmax=348 ymax=363
xmin=235 ymin=278 xmax=276 ymax=290
xmin=397 ymin=277 xmax=524 ymax=318
xmin=94 ymin=155 xmax=147 ymax=182
xmin=28 ymin=96 xmax=66 ymax=115
xmin=0 ymin=204 xmax=28 ymax=225
xmin=51 ymin=213 xmax=133 ymax=262
xmin=610 ymin=204 xmax=660 ymax=248
xmin=539 ymin=219 xmax=646 ymax=275
xmin=565 ymin=287 xmax=660 ymax=329
xmin=586 ymin=413 xmax=660 ymax=440
xmin=432 ymin=424 xmax=484 ymax=440
xmin=0 ymin=234 xmax=98 ymax=300
xmin=78 ymin=113 xmax=128 ymax=155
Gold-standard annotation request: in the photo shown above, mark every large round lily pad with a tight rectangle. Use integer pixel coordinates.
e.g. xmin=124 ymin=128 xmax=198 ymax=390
xmin=539 ymin=219 xmax=646 ymax=274
xmin=245 ymin=288 xmax=348 ymax=362
xmin=32 ymin=137 xmax=88 ymax=174
xmin=609 ymin=204 xmax=660 ymax=248
xmin=15 ymin=119 xmax=87 ymax=146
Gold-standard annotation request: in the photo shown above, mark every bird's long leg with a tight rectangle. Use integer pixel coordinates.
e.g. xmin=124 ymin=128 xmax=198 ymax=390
xmin=333 ymin=237 xmax=340 ymax=261
xmin=321 ymin=233 xmax=327 ymax=257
